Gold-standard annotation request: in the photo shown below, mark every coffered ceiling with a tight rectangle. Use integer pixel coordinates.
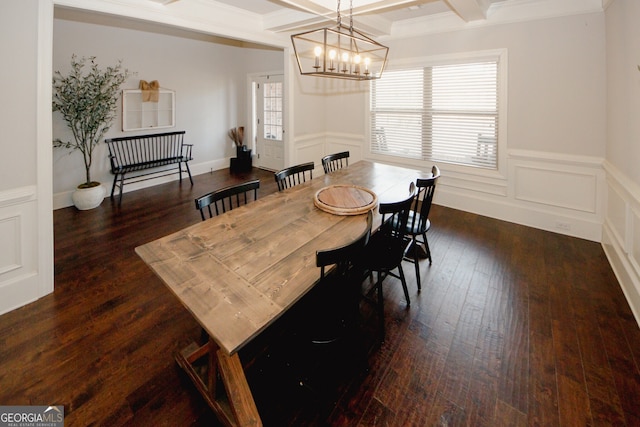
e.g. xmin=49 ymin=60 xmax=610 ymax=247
xmin=57 ymin=0 xmax=607 ymax=45
xmin=184 ymin=0 xmax=507 ymax=35
xmin=144 ymin=0 xmax=607 ymax=38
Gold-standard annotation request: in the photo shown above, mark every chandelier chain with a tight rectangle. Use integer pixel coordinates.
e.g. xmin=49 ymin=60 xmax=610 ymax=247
xmin=350 ymin=0 xmax=353 ymax=33
xmin=336 ymin=0 xmax=354 ymax=32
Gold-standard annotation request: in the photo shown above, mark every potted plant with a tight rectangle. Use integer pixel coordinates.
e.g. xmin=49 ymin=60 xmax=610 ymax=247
xmin=53 ymin=55 xmax=131 ymax=210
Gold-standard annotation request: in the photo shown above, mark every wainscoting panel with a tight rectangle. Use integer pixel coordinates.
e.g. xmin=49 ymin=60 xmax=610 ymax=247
xmin=432 ymin=151 xmax=605 ymax=242
xmin=514 ymin=165 xmax=597 ymax=213
xmin=292 ymin=133 xmax=326 ymax=173
xmin=606 ymin=181 xmax=628 ymax=252
xmin=602 ymin=161 xmax=640 ymax=327
xmin=632 ymin=207 xmax=640 ymax=279
xmin=440 ymin=173 xmax=508 ymax=197
xmin=324 ymin=133 xmax=364 ymax=165
xmin=0 ymin=186 xmax=40 ymax=315
xmin=0 ymin=215 xmax=21 ymax=275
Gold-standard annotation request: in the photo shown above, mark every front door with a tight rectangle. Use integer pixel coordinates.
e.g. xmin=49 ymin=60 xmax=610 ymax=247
xmin=253 ymin=75 xmax=284 ymax=171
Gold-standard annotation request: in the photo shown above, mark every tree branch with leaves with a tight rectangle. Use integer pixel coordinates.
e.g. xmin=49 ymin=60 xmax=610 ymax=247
xmin=53 ymin=55 xmax=132 ymax=187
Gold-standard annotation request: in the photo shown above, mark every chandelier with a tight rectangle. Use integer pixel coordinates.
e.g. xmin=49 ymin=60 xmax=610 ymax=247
xmin=291 ymin=0 xmax=389 ymax=81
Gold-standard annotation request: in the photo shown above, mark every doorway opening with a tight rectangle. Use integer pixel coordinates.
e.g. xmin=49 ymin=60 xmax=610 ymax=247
xmin=251 ymin=74 xmax=284 ymax=171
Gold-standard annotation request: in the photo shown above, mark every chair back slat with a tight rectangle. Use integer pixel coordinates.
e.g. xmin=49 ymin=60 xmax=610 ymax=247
xmin=316 ymin=211 xmax=373 ymax=279
xmin=274 ymin=162 xmax=315 ymax=191
xmin=106 ymin=131 xmax=186 ymax=170
xmin=379 ymin=182 xmax=417 ymax=241
xmin=407 ymin=165 xmax=440 ymax=233
xmin=195 ymin=179 xmax=260 ymax=221
xmin=321 ymin=151 xmax=350 ymax=174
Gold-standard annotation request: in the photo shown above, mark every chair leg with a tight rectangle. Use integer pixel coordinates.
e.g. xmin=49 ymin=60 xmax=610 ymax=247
xmin=376 ymin=271 xmax=385 ymax=340
xmin=422 ymin=233 xmax=432 ymax=265
xmin=110 ymin=174 xmax=119 ymax=198
xmin=118 ymin=174 xmax=125 ymax=206
xmin=412 ymin=237 xmax=421 ymax=291
xmin=398 ymin=265 xmax=410 ymax=307
xmin=185 ymin=161 xmax=194 ymax=185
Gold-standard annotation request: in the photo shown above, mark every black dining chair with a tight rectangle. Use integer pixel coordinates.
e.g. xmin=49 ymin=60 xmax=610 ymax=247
xmin=194 ymin=179 xmax=260 ymax=221
xmin=292 ymin=210 xmax=372 ymax=395
xmin=360 ymin=183 xmax=416 ymax=339
xmin=274 ymin=162 xmax=314 ymax=191
xmin=321 ymin=151 xmax=349 ymax=174
xmin=310 ymin=210 xmax=373 ymax=345
xmin=404 ymin=165 xmax=440 ymax=289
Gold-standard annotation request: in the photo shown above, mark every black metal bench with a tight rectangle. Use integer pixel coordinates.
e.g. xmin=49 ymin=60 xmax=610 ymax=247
xmin=105 ymin=131 xmax=193 ymax=205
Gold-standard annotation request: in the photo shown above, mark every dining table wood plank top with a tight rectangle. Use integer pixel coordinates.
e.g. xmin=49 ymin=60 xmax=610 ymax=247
xmin=135 ymin=160 xmax=428 ymax=427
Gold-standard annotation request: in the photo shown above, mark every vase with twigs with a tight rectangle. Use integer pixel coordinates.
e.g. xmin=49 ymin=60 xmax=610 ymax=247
xmin=228 ymin=126 xmax=248 ymax=158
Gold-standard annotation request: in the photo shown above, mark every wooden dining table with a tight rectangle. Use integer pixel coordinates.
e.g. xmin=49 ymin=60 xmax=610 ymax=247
xmin=135 ymin=160 xmax=428 ymax=427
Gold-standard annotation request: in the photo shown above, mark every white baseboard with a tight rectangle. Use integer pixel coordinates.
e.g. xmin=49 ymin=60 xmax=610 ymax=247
xmin=602 ymin=224 xmax=640 ymax=328
xmin=53 ymin=158 xmax=231 ymax=210
xmin=435 ymin=186 xmax=603 ymax=242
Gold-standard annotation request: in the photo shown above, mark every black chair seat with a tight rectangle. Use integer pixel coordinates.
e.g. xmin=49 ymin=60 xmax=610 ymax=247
xmin=406 ymin=212 xmax=430 ymax=234
xmin=361 ymin=233 xmax=409 ymax=272
xmin=303 ymin=275 xmax=358 ymax=345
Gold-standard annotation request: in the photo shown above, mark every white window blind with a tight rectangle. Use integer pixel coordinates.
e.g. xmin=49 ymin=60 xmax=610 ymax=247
xmin=370 ymin=59 xmax=499 ymax=169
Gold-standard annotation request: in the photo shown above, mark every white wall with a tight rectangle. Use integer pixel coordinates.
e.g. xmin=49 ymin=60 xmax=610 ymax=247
xmin=1 ymin=2 xmax=39 ymax=191
xmin=602 ymin=0 xmax=640 ymax=325
xmin=293 ymin=12 xmax=607 ymax=243
xmin=0 ymin=0 xmax=54 ymax=315
xmin=52 ymin=17 xmax=283 ymax=208
xmin=386 ymin=13 xmax=606 ymax=157
xmin=288 ymin=39 xmax=374 ymax=171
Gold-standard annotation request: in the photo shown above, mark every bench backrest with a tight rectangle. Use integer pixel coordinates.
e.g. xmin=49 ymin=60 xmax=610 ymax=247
xmin=105 ymin=131 xmax=186 ymax=169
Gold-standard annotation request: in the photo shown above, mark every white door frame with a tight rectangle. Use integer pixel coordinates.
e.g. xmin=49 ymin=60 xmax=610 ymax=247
xmin=247 ymin=71 xmax=285 ymax=171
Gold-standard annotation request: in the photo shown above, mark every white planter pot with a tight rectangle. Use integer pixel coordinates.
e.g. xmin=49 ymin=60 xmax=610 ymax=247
xmin=72 ymin=183 xmax=106 ymax=210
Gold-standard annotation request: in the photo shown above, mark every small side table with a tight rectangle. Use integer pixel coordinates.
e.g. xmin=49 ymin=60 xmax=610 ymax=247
xmin=230 ymin=148 xmax=252 ymax=173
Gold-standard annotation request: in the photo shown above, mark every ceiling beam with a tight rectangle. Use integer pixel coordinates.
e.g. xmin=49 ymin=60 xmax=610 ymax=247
xmin=267 ymin=0 xmax=410 ymax=34
xmin=443 ymin=0 xmax=489 ymax=21
xmin=278 ymin=0 xmax=425 ymax=21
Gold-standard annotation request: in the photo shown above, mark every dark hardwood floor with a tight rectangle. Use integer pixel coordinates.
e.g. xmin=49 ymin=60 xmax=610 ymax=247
xmin=1 ymin=166 xmax=639 ymax=426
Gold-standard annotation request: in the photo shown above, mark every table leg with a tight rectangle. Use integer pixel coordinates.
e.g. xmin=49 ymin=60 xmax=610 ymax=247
xmin=176 ymin=339 xmax=262 ymax=427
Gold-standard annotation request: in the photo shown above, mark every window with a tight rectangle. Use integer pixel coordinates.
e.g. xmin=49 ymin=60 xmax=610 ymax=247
xmin=263 ymin=81 xmax=283 ymax=141
xmin=370 ymin=54 xmax=503 ymax=169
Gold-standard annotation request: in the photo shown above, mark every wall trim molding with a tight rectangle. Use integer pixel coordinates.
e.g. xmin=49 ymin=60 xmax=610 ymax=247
xmin=291 ymin=132 xmax=605 ymax=242
xmin=604 ymin=160 xmax=640 ymax=209
xmin=602 ymin=160 xmax=640 ymax=327
xmin=0 ymin=186 xmax=37 ymax=208
xmin=508 ymin=148 xmax=604 ymax=168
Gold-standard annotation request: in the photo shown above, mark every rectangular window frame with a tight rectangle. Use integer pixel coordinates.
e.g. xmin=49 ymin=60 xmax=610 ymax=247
xmin=367 ymin=49 xmax=508 ymax=179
